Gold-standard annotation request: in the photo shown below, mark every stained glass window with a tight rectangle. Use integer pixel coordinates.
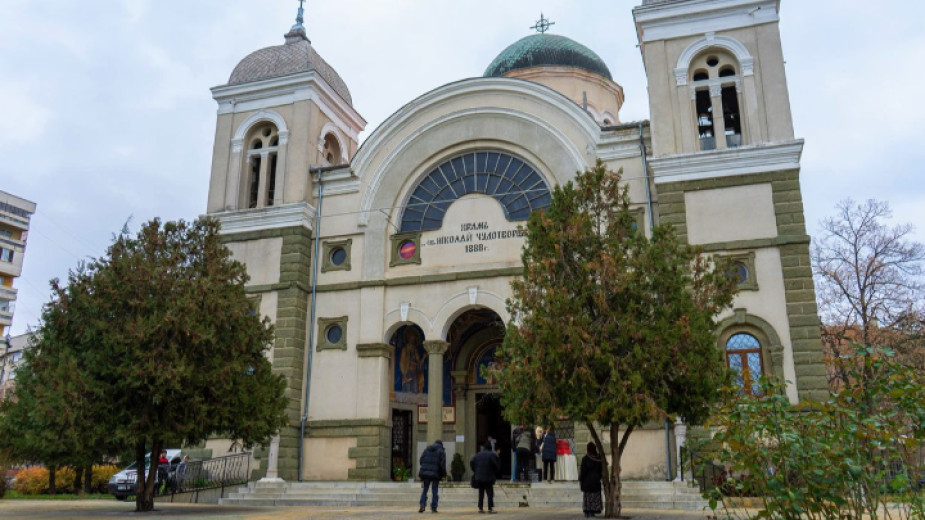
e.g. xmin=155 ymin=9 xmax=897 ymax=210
xmin=725 ymin=333 xmax=764 ymax=396
xmin=400 ymin=151 xmax=552 ymax=232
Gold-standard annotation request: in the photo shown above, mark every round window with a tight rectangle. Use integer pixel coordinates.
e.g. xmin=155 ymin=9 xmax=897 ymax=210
xmin=330 ymin=247 xmax=347 ymax=266
xmin=706 ymin=56 xmax=719 ymax=67
xmin=399 ymin=240 xmax=417 ymax=260
xmin=326 ymin=324 xmax=343 ymax=344
xmin=732 ymin=262 xmax=749 ymax=285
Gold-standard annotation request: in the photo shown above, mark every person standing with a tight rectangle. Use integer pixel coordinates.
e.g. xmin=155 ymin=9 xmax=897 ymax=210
xmin=510 ymin=424 xmax=522 ymax=482
xmin=418 ymin=439 xmax=446 ymax=513
xmin=470 ymin=441 xmax=501 ymax=514
xmin=515 ymin=424 xmax=537 ymax=482
xmin=156 ymin=450 xmax=170 ymax=495
xmin=539 ymin=426 xmax=558 ymax=483
xmin=579 ymin=442 xmax=604 ymax=518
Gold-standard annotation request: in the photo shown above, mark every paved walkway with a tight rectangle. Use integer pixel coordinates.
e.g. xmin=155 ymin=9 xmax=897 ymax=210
xmin=0 ymin=500 xmax=714 ymax=520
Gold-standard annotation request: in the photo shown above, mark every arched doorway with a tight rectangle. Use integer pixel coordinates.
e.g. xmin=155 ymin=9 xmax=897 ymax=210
xmin=447 ymin=308 xmax=512 ymax=478
xmin=389 ymin=324 xmax=428 ymax=480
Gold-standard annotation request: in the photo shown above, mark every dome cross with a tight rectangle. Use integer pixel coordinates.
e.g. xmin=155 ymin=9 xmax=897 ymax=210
xmin=530 ymin=13 xmax=555 ymax=34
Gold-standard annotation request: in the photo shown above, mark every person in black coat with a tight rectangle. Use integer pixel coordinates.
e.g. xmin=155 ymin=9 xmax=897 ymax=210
xmin=539 ymin=426 xmax=558 ymax=483
xmin=579 ymin=441 xmax=604 ymax=518
xmin=470 ymin=441 xmax=501 ymax=514
xmin=418 ymin=440 xmax=446 ymax=513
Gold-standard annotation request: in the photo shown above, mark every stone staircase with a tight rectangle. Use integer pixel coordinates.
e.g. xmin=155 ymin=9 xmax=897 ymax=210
xmin=221 ymin=480 xmax=709 ymax=511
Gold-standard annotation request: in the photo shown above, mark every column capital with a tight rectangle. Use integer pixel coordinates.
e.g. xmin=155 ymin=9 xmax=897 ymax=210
xmin=424 ymin=340 xmax=449 ymax=355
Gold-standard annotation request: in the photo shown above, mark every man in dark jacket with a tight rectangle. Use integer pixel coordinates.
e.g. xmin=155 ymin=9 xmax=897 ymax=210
xmin=418 ymin=439 xmax=446 ymax=513
xmin=470 ymin=442 xmax=501 ymax=514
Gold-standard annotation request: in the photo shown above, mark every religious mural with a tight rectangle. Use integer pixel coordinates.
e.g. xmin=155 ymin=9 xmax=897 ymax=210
xmin=391 ymin=324 xmax=455 ymax=407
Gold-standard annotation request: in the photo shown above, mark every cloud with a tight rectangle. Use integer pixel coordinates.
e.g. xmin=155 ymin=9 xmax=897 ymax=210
xmin=0 ymin=83 xmax=53 ymax=144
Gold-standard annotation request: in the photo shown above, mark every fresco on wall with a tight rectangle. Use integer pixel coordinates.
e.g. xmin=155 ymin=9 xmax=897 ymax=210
xmin=390 ymin=324 xmax=455 ymax=407
xmin=393 ymin=325 xmax=428 ymax=405
xmin=474 ymin=344 xmax=499 ymax=385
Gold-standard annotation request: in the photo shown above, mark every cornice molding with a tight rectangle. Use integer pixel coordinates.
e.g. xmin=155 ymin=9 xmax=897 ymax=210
xmin=209 ymin=202 xmax=316 ymax=235
xmin=634 ymin=0 xmax=779 ymax=43
xmin=314 ymin=166 xmax=359 ymax=196
xmin=211 ymin=71 xmax=366 ymax=140
xmin=650 ymin=140 xmax=803 ymax=184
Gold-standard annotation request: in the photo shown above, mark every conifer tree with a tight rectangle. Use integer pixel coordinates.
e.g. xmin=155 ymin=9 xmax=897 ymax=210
xmin=497 ymin=161 xmax=736 ymax=518
xmin=0 ymin=218 xmax=287 ymax=511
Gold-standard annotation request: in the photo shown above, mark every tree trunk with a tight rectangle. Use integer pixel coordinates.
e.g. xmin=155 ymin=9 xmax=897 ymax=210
xmin=135 ymin=439 xmax=161 ymax=512
xmin=73 ymin=466 xmax=83 ymax=495
xmin=605 ymin=426 xmax=622 ymax=519
xmin=84 ymin=465 xmax=93 ymax=495
xmin=48 ymin=465 xmax=56 ymax=495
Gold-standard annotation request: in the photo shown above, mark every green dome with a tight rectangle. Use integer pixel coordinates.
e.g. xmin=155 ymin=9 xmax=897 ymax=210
xmin=484 ymin=34 xmax=612 ymax=80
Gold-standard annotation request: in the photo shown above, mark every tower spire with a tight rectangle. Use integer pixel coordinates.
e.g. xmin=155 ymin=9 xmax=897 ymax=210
xmin=285 ymin=0 xmax=310 ymax=44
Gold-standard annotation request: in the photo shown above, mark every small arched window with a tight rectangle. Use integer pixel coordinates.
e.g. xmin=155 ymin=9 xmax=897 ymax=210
xmin=245 ymin=124 xmax=280 ymax=209
xmin=322 ymin=133 xmax=342 ymax=166
xmin=725 ymin=332 xmax=764 ymax=396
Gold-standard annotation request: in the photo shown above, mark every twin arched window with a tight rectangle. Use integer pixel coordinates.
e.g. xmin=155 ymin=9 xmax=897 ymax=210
xmin=690 ymin=51 xmax=743 ymax=151
xmin=246 ymin=124 xmax=280 ymax=208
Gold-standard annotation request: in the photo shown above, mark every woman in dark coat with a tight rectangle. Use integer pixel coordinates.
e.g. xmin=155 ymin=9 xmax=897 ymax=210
xmin=579 ymin=441 xmax=603 ymax=518
xmin=539 ymin=426 xmax=558 ymax=483
xmin=470 ymin=442 xmax=501 ymax=514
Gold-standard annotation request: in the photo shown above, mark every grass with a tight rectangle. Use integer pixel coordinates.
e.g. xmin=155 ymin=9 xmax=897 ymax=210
xmin=3 ymin=491 xmax=114 ymax=500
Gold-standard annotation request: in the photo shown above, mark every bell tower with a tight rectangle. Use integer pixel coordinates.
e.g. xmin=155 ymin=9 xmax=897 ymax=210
xmin=206 ymin=3 xmax=365 ymax=217
xmin=203 ymin=3 xmax=366 ymax=482
xmin=634 ymin=0 xmax=793 ymax=155
xmin=634 ymin=0 xmax=828 ymax=402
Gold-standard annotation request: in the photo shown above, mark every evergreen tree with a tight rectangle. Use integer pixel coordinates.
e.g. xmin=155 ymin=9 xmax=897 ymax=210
xmin=0 ymin=218 xmax=287 ymax=511
xmin=497 ymin=161 xmax=736 ymax=518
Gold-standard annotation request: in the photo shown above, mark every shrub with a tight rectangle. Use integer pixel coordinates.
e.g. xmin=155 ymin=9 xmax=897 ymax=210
xmin=91 ymin=465 xmax=118 ymax=494
xmin=12 ymin=467 xmax=47 ymax=495
xmin=708 ymin=346 xmax=925 ymax=520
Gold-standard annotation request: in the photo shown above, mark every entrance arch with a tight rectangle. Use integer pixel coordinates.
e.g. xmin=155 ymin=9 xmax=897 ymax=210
xmin=447 ymin=308 xmax=512 ymax=478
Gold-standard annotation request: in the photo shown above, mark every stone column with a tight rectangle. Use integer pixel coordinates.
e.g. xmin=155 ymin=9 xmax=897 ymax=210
xmin=674 ymin=418 xmax=687 ymax=482
xmin=424 ymin=340 xmax=449 ymax=444
xmin=451 ymin=370 xmax=468 ymax=468
xmin=256 ymin=151 xmax=271 ymax=208
xmin=709 ymin=84 xmax=728 ymax=149
xmin=260 ymin=434 xmax=284 ymax=482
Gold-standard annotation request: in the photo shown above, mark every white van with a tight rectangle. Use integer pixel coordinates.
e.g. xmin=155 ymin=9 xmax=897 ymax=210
xmin=107 ymin=449 xmax=182 ymax=500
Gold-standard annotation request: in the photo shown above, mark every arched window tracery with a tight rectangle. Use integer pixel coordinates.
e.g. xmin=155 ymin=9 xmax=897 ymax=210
xmin=399 ymin=151 xmax=552 ymax=233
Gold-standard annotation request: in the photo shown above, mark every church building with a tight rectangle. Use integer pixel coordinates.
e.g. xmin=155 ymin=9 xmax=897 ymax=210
xmin=203 ymin=0 xmax=827 ymax=482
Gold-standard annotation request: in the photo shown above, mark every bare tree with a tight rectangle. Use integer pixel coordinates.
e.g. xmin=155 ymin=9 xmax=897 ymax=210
xmin=812 ymin=199 xmax=925 ymax=387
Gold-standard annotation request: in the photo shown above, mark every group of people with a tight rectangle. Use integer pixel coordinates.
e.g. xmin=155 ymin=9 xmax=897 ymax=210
xmin=155 ymin=450 xmax=191 ymax=495
xmin=416 ymin=434 xmax=604 ymax=517
xmin=511 ymin=424 xmax=559 ymax=483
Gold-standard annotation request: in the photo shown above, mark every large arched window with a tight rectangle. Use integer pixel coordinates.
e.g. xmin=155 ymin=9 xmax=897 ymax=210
xmin=400 ymin=151 xmax=552 ymax=232
xmin=245 ymin=123 xmax=279 ymax=209
xmin=725 ymin=332 xmax=765 ymax=396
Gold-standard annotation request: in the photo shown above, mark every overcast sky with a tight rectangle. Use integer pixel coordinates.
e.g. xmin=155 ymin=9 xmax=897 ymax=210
xmin=3 ymin=0 xmax=924 ymax=336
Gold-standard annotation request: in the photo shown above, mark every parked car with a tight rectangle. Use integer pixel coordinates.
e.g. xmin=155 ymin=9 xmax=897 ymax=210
xmin=107 ymin=449 xmax=182 ymax=500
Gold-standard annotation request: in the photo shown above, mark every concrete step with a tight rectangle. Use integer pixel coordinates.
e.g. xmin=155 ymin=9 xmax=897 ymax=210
xmin=220 ymin=480 xmax=710 ymax=511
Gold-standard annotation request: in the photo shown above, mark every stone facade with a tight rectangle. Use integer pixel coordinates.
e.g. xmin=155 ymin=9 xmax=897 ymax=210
xmin=202 ymin=0 xmax=827 ymax=482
